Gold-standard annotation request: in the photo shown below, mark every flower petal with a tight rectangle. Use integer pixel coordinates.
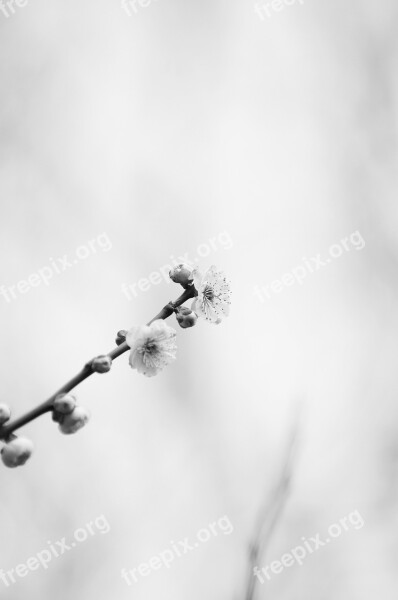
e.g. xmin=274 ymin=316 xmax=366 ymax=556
xmin=127 ymin=320 xmax=177 ymax=377
xmin=126 ymin=325 xmax=152 ymax=349
xmin=192 ymin=268 xmax=203 ymax=292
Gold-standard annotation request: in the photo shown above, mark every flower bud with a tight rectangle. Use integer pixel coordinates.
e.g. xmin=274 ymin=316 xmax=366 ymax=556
xmin=175 ymin=306 xmax=198 ymax=329
xmin=115 ymin=330 xmax=127 ymax=346
xmin=91 ymin=355 xmax=112 ymax=373
xmin=52 ymin=410 xmax=64 ymax=423
xmin=59 ymin=406 xmax=90 ymax=435
xmin=0 ymin=403 xmax=11 ymax=425
xmin=1 ymin=437 xmax=34 ymax=468
xmin=53 ymin=393 xmax=76 ymax=415
xmin=169 ymin=264 xmax=193 ymax=287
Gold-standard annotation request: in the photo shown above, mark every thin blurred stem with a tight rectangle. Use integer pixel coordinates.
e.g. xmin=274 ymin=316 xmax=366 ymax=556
xmin=0 ymin=285 xmax=197 ymax=441
xmin=244 ymin=411 xmax=301 ymax=600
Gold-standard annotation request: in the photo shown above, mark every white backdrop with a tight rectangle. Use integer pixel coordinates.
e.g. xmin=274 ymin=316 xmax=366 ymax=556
xmin=0 ymin=0 xmax=397 ymax=599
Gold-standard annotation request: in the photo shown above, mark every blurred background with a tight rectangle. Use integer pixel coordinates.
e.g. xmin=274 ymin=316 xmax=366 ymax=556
xmin=0 ymin=0 xmax=397 ymax=598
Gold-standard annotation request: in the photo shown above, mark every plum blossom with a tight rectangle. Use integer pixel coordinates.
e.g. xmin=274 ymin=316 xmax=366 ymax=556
xmin=126 ymin=320 xmax=177 ymax=377
xmin=191 ymin=265 xmax=231 ymax=324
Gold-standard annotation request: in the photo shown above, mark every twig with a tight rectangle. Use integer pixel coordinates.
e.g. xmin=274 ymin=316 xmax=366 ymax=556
xmin=244 ymin=411 xmax=301 ymax=600
xmin=0 ymin=286 xmax=196 ymax=441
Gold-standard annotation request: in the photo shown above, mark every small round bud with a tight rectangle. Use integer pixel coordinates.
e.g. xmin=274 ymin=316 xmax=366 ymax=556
xmin=52 ymin=410 xmax=64 ymax=423
xmin=169 ymin=264 xmax=193 ymax=287
xmin=91 ymin=355 xmax=112 ymax=373
xmin=175 ymin=306 xmax=198 ymax=329
xmin=177 ymin=306 xmax=193 ymax=315
xmin=115 ymin=330 xmax=127 ymax=346
xmin=59 ymin=406 xmax=90 ymax=435
xmin=0 ymin=404 xmax=11 ymax=425
xmin=53 ymin=393 xmax=76 ymax=414
xmin=1 ymin=437 xmax=34 ymax=468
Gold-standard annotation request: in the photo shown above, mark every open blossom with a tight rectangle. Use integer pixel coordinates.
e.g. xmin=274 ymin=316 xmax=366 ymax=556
xmin=126 ymin=320 xmax=177 ymax=377
xmin=191 ymin=265 xmax=231 ymax=324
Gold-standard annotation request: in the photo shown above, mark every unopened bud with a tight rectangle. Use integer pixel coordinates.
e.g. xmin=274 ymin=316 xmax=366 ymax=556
xmin=91 ymin=355 xmax=112 ymax=373
xmin=1 ymin=437 xmax=34 ymax=468
xmin=53 ymin=393 xmax=76 ymax=415
xmin=59 ymin=406 xmax=90 ymax=435
xmin=0 ymin=404 xmax=11 ymax=425
xmin=175 ymin=306 xmax=198 ymax=329
xmin=52 ymin=410 xmax=64 ymax=423
xmin=115 ymin=330 xmax=127 ymax=346
xmin=169 ymin=264 xmax=193 ymax=287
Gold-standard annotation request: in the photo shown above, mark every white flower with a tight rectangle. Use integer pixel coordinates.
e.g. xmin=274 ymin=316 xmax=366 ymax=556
xmin=191 ymin=265 xmax=231 ymax=324
xmin=126 ymin=320 xmax=177 ymax=377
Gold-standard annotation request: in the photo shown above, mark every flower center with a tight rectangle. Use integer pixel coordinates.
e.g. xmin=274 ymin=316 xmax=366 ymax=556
xmin=203 ymin=285 xmax=214 ymax=301
xmin=143 ymin=340 xmax=157 ymax=354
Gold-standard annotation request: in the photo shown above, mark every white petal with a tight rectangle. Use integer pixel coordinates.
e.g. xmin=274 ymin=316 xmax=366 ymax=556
xmin=149 ymin=319 xmax=176 ymax=338
xmin=192 ymin=268 xmax=203 ymax=291
xmin=126 ymin=325 xmax=152 ymax=349
xmin=129 ymin=348 xmax=145 ymax=371
xmin=220 ymin=302 xmax=230 ymax=316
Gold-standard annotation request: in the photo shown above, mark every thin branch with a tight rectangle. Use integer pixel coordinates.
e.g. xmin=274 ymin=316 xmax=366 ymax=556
xmin=0 ymin=285 xmax=197 ymax=441
xmin=244 ymin=410 xmax=301 ymax=600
